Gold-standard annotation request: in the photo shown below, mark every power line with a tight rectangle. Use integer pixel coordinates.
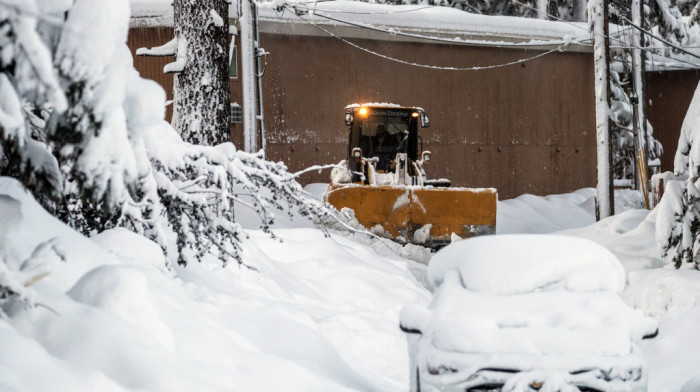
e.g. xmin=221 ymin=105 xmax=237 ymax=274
xmin=289 ymin=7 xmax=569 ymax=71
xmin=296 ymin=5 xmax=580 ymax=48
xmin=286 ymin=1 xmax=700 ymax=70
xmin=304 ymin=4 xmax=437 ymax=15
xmin=289 ymin=0 xmax=700 ymax=68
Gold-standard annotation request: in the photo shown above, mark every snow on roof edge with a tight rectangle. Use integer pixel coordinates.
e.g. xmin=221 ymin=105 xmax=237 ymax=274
xmin=128 ymin=0 xmax=589 ymax=44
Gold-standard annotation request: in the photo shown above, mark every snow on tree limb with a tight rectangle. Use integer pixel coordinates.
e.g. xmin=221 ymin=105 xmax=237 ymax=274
xmin=136 ymin=38 xmax=178 ymax=57
xmin=208 ymin=9 xmax=224 ymax=28
xmin=0 ymin=75 xmax=24 ymax=135
xmin=657 ymin=82 xmax=700 ymax=269
xmin=2 ymin=0 xmax=332 ymax=270
xmin=164 ymin=37 xmax=188 ymax=73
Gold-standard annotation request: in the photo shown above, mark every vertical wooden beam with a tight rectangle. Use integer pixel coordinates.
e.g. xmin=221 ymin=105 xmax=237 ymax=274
xmin=591 ymin=0 xmax=615 ymax=220
xmin=240 ymin=0 xmax=257 ymax=153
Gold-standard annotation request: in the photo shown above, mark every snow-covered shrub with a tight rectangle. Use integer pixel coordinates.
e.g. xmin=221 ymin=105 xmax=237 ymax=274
xmin=0 ymin=0 xmax=330 ymax=268
xmin=656 ymin=82 xmax=700 ymax=269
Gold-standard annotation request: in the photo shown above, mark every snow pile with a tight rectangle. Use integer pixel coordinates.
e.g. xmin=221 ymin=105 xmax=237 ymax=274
xmin=401 ymin=234 xmax=658 ymax=391
xmin=549 ymin=205 xmax=700 ymax=391
xmin=3 ymin=173 xmax=700 ymax=391
xmin=0 ymin=177 xmax=429 ymax=392
xmin=561 ymin=209 xmax=663 ymax=272
xmin=497 ymin=187 xmax=643 ymax=234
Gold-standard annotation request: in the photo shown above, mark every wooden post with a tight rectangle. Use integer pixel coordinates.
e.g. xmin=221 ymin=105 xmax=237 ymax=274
xmin=240 ymin=0 xmax=257 ymax=153
xmin=632 ymin=0 xmax=649 ymax=194
xmin=591 ymin=0 xmax=615 ymax=220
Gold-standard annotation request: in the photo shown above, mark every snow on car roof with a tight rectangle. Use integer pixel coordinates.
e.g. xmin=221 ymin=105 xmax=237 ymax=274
xmin=428 ymin=234 xmax=627 ymax=294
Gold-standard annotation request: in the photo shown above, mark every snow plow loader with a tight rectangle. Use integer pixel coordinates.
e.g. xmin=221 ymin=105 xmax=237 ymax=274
xmin=325 ymin=104 xmax=497 ymax=247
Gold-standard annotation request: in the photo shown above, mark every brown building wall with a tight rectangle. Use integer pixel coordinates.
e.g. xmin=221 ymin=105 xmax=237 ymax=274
xmin=129 ymin=26 xmax=696 ymax=199
xmin=252 ymin=33 xmax=598 ymax=199
xmin=646 ymin=69 xmax=700 ymax=173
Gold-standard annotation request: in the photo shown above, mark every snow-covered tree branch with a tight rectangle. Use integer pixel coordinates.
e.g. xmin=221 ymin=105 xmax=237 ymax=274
xmin=1 ymin=0 xmax=330 ymax=269
xmin=656 ymin=82 xmax=700 ymax=269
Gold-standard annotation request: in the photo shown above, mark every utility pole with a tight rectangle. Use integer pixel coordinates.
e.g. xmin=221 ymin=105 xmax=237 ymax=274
xmin=631 ymin=0 xmax=650 ymax=207
xmin=240 ymin=0 xmax=257 ymax=153
xmin=253 ymin=4 xmax=267 ymax=155
xmin=590 ymin=0 xmax=615 ymax=220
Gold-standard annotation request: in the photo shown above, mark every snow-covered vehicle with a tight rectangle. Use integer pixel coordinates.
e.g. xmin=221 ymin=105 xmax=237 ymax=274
xmin=399 ymin=235 xmax=658 ymax=392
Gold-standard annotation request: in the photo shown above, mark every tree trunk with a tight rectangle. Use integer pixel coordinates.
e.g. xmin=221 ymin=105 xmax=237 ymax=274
xmin=573 ymin=0 xmax=587 ymax=21
xmin=536 ymin=0 xmax=548 ymax=18
xmin=547 ymin=0 xmax=559 ymax=20
xmin=172 ymin=0 xmax=230 ymax=146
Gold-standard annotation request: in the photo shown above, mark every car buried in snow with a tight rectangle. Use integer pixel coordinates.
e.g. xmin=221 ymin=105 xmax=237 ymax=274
xmin=399 ymin=234 xmax=658 ymax=392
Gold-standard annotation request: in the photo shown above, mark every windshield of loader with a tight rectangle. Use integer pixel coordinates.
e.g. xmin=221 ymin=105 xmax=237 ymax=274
xmin=358 ymin=114 xmax=409 ymax=171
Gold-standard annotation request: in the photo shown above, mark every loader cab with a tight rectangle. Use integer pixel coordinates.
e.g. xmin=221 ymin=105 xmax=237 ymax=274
xmin=344 ymin=105 xmax=429 ymax=173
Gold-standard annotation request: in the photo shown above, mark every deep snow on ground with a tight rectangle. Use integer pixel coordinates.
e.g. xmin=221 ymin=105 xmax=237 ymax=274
xmin=1 ymin=179 xmax=699 ymax=391
xmin=0 ymin=177 xmax=428 ymax=391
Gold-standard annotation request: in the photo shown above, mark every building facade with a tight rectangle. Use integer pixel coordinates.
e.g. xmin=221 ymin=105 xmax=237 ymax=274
xmin=128 ymin=4 xmax=696 ymax=199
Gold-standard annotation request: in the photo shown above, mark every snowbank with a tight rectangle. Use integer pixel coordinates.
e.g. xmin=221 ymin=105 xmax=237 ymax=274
xmin=4 ymin=174 xmax=700 ymax=391
xmin=497 ymin=187 xmax=643 ymax=234
xmin=551 ymin=202 xmax=700 ymax=390
xmin=0 ymin=177 xmax=429 ymax=392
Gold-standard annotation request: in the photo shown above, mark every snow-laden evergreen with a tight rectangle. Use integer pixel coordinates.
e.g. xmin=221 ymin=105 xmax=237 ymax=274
xmin=0 ymin=0 xmax=68 ymax=200
xmin=656 ymin=81 xmax=700 ymax=269
xmin=0 ymin=0 xmax=329 ymax=268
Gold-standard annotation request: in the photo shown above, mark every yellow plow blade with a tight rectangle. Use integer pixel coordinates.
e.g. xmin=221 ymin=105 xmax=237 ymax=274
xmin=325 ymin=185 xmax=497 ymax=245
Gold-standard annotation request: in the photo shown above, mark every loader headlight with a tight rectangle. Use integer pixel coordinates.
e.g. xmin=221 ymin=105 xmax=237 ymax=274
xmin=412 ymin=111 xmax=419 ymax=117
xmin=352 ymin=147 xmax=362 ymax=160
xmin=358 ymin=107 xmax=368 ymax=116
xmin=422 ymin=151 xmax=431 ymax=162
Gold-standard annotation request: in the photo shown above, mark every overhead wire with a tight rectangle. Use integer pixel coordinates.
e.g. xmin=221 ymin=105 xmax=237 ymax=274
xmin=289 ymin=0 xmax=700 ymax=69
xmin=288 ymin=6 xmax=570 ymax=71
xmin=303 ymin=7 xmax=577 ymax=48
xmin=302 ymin=4 xmax=437 ymax=15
